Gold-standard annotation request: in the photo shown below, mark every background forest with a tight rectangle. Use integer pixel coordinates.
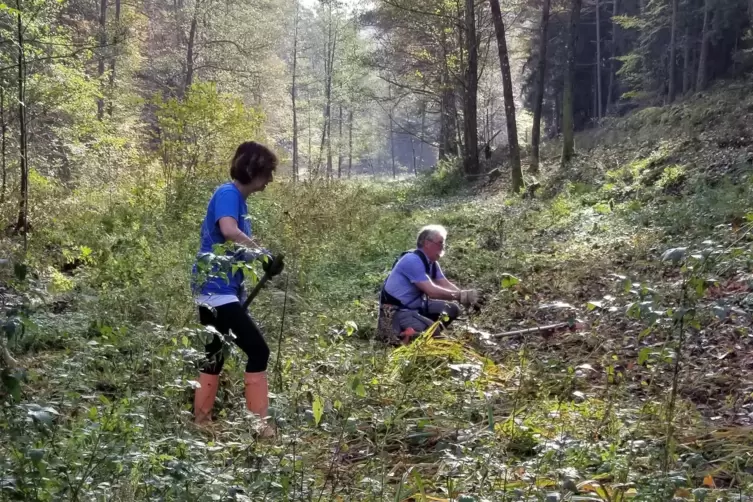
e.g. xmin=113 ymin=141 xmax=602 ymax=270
xmin=1 ymin=0 xmax=753 ymax=500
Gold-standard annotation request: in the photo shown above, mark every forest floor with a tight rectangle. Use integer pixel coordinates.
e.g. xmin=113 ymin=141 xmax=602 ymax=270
xmin=1 ymin=79 xmax=753 ymax=501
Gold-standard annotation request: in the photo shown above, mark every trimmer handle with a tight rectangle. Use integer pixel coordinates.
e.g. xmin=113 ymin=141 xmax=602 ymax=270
xmin=242 ymin=253 xmax=285 ymax=310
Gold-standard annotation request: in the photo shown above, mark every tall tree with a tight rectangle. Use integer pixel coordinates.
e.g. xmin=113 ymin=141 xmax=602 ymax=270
xmin=606 ymin=0 xmax=618 ymax=113
xmin=463 ymin=0 xmax=480 ymax=175
xmin=388 ymin=85 xmax=396 ymax=178
xmin=337 ymin=103 xmax=343 ymax=178
xmin=696 ymin=0 xmax=710 ymax=91
xmin=596 ymin=0 xmax=603 ymax=117
xmin=97 ymin=0 xmax=108 ymax=120
xmin=107 ymin=0 xmax=121 ymax=117
xmin=682 ymin=22 xmax=693 ymax=95
xmin=347 ymin=109 xmax=353 ymax=178
xmin=0 ymin=87 xmax=6 ymax=204
xmin=561 ymin=0 xmax=583 ymax=165
xmin=316 ymin=0 xmax=338 ymax=179
xmin=530 ymin=0 xmax=552 ymax=173
xmin=183 ymin=0 xmax=199 ymax=96
xmin=489 ymin=0 xmax=523 ymax=192
xmin=14 ymin=0 xmax=28 ymax=246
xmin=291 ymin=0 xmax=300 ymax=181
xmin=667 ymin=0 xmax=679 ymax=102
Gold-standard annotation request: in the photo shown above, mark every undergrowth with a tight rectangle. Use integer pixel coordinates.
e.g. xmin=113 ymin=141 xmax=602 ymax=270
xmin=1 ymin=83 xmax=753 ymax=501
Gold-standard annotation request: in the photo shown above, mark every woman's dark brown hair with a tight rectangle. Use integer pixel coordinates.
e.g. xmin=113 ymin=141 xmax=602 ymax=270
xmin=230 ymin=141 xmax=278 ymax=184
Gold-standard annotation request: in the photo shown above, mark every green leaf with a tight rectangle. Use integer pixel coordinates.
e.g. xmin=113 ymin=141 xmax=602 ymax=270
xmin=3 ymin=319 xmax=19 ymax=336
xmin=587 ymin=300 xmax=603 ymax=311
xmin=344 ymin=321 xmax=358 ymax=337
xmin=312 ymin=395 xmax=323 ymax=426
xmin=626 ymin=302 xmax=641 ymax=319
xmin=13 ymin=263 xmax=27 ymax=281
xmin=638 ymin=348 xmax=650 ymax=365
xmin=350 ymin=376 xmax=366 ymax=397
xmin=1 ymin=370 xmax=21 ymax=402
xmin=29 ymin=449 xmax=45 ymax=464
xmin=623 ymin=278 xmax=633 ymax=293
xmin=500 ymin=273 xmax=520 ymax=289
xmin=0 ymin=3 xmax=19 ymax=15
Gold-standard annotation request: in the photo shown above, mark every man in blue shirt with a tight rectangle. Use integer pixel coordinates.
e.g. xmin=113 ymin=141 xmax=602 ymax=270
xmin=379 ymin=225 xmax=479 ymax=343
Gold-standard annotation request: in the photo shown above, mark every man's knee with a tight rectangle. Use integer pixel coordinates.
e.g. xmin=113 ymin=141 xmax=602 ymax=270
xmin=426 ymin=300 xmax=460 ymax=322
xmin=395 ymin=310 xmax=432 ymax=334
xmin=445 ymin=301 xmax=460 ymax=320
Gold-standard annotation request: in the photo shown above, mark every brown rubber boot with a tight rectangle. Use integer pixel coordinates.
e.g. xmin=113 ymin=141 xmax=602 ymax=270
xmin=400 ymin=327 xmax=418 ymax=345
xmin=244 ymin=371 xmax=275 ymax=438
xmin=193 ymin=372 xmax=220 ymax=425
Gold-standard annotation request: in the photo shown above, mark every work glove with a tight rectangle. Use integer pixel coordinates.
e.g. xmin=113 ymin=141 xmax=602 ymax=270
xmin=235 ymin=247 xmax=271 ymax=264
xmin=262 ymin=254 xmax=285 ymax=277
xmin=459 ymin=289 xmax=480 ymax=307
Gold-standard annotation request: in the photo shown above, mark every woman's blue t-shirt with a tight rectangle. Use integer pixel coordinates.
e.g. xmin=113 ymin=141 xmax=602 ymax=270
xmin=193 ymin=182 xmax=251 ymax=297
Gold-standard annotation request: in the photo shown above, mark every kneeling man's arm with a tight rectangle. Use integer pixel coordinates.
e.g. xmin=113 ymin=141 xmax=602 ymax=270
xmin=435 ymin=277 xmax=460 ymax=292
xmin=415 ymin=280 xmax=460 ymax=302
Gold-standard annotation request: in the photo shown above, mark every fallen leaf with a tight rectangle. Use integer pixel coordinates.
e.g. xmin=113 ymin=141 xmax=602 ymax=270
xmin=674 ymin=487 xmax=692 ymax=498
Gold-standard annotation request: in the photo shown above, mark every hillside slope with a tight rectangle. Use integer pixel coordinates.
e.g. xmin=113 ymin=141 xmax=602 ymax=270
xmin=0 ymin=79 xmax=752 ymax=501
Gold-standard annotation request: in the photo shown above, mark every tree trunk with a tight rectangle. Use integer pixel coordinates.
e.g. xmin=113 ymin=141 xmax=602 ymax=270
xmin=389 ymin=121 xmax=396 ymax=179
xmin=696 ymin=0 xmax=710 ymax=91
xmin=489 ymin=0 xmax=523 ymax=192
xmin=592 ymin=69 xmax=598 ymax=119
xmin=419 ymin=101 xmax=426 ymax=169
xmin=347 ymin=109 xmax=353 ymax=178
xmin=488 ymin=93 xmax=495 ymax=144
xmin=667 ymin=0 xmax=678 ymax=103
xmin=438 ymin=33 xmax=457 ymax=159
xmin=596 ymin=0 xmax=603 ymax=117
xmin=0 ymin=88 xmax=5 ymax=205
xmin=337 ymin=103 xmax=343 ymax=178
xmin=682 ymin=24 xmax=692 ymax=95
xmin=97 ymin=0 xmax=108 ymax=120
xmin=15 ymin=2 xmax=28 ymax=247
xmin=561 ymin=0 xmax=583 ymax=165
xmin=317 ymin=2 xmax=336 ymax=179
xmin=606 ymin=0 xmax=618 ymax=113
xmin=463 ymin=0 xmax=479 ymax=175
xmin=184 ymin=2 xmax=199 ymax=96
xmin=530 ymin=0 xmax=551 ymax=174
xmin=291 ymin=0 xmax=299 ymax=181
xmin=389 ymin=86 xmax=396 ymax=179
xmin=107 ymin=0 xmax=120 ymax=117
xmin=456 ymin=0 xmax=465 ymax=159
xmin=308 ymin=90 xmax=312 ymax=177
xmin=554 ymin=90 xmax=562 ymax=136
xmin=411 ymin=137 xmax=417 ymax=176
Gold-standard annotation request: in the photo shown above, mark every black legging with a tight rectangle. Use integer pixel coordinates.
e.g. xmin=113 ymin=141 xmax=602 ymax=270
xmin=198 ymin=302 xmax=270 ymax=374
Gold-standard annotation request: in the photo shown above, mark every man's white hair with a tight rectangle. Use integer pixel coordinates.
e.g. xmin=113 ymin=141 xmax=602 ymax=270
xmin=416 ymin=225 xmax=448 ymax=248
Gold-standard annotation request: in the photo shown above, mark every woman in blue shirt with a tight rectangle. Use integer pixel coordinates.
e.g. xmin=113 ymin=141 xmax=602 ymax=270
xmin=192 ymin=141 xmax=283 ymax=436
